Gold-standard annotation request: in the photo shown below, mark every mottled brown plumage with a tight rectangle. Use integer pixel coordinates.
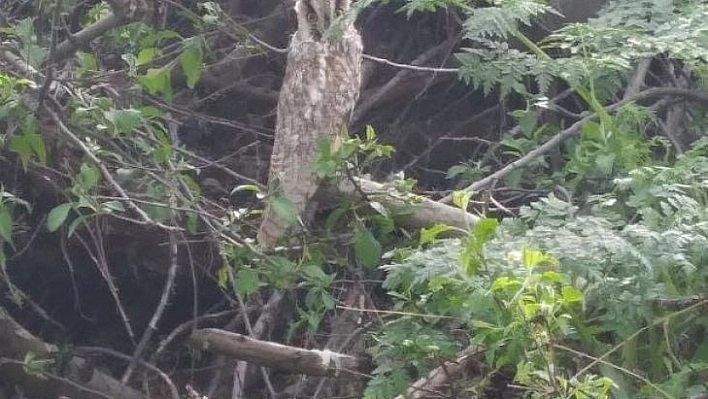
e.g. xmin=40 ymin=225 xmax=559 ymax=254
xmin=258 ymin=0 xmax=362 ymax=247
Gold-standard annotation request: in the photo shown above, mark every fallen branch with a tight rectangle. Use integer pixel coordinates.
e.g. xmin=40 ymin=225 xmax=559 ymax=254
xmin=188 ymin=328 xmax=370 ymax=378
xmin=397 ymin=346 xmax=485 ymax=399
xmin=335 ymin=177 xmax=479 ymax=232
xmin=0 ymin=306 xmax=148 ymax=399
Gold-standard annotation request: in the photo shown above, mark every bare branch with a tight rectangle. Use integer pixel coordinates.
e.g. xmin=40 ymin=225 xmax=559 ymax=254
xmin=188 ymin=328 xmax=370 ymax=378
xmin=440 ymin=86 xmax=708 ymax=203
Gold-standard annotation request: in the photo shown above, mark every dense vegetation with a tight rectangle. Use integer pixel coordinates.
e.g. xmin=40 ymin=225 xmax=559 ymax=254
xmin=0 ymin=0 xmax=707 ymax=398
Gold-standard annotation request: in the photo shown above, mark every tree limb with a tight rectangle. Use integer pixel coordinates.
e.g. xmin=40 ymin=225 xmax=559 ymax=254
xmin=188 ymin=328 xmax=370 ymax=378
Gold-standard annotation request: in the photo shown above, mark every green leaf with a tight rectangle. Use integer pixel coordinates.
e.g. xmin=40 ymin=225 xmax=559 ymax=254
xmin=105 ymin=109 xmax=142 ymax=135
xmin=67 ymin=215 xmax=88 ymax=237
xmin=270 ymin=193 xmax=299 ymax=226
xmin=234 ymin=268 xmax=260 ymax=297
xmin=78 ymin=163 xmax=100 ymax=190
xmin=301 ymin=264 xmax=333 ymax=286
xmin=0 ymin=206 xmax=12 ymax=244
xmin=365 ymin=125 xmax=377 ymax=141
xmin=138 ymin=67 xmax=173 ymax=102
xmin=24 ymin=115 xmax=46 ymax=164
xmin=9 ymin=135 xmax=32 ymax=170
xmin=325 ymin=204 xmax=348 ymax=230
xmin=452 ymin=190 xmax=473 ymax=211
xmin=561 ymin=286 xmax=583 ymax=303
xmin=186 ymin=212 xmax=198 ymax=235
xmin=151 ymin=128 xmax=173 ymax=164
xmin=46 ymin=203 xmax=72 ymax=232
xmin=136 ymin=47 xmax=157 ymax=66
xmin=180 ymin=38 xmax=203 ymax=89
xmin=513 ymin=108 xmax=538 ymax=135
xmin=472 ymin=217 xmax=498 ymax=245
xmin=521 ymin=247 xmax=547 ymax=268
xmin=76 ymin=51 xmax=98 ymax=73
xmin=354 ymin=227 xmax=382 ymax=270
xmin=419 ymin=223 xmax=455 ymax=246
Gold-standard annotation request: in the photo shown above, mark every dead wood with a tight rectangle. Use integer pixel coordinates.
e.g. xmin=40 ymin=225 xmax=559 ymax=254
xmin=0 ymin=306 xmax=147 ymax=399
xmin=333 ymin=176 xmax=479 ymax=232
xmin=397 ymin=346 xmax=486 ymax=399
xmin=188 ymin=328 xmax=370 ymax=378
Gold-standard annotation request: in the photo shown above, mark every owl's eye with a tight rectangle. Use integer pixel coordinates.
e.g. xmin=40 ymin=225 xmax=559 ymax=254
xmin=334 ymin=7 xmax=345 ymax=17
xmin=307 ymin=12 xmax=318 ymax=22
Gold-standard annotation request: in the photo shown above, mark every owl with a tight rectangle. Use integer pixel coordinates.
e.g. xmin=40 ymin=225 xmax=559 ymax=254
xmin=257 ymin=0 xmax=363 ymax=247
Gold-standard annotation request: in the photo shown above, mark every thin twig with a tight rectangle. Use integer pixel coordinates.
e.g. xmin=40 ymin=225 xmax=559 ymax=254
xmin=121 ymin=231 xmax=180 ymax=383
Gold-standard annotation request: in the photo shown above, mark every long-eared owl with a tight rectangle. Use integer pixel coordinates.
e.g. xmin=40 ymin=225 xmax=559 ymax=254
xmin=258 ymin=0 xmax=363 ymax=247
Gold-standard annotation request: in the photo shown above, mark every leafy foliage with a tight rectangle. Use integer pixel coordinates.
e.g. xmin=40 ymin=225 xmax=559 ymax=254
xmin=371 ymin=141 xmax=708 ymax=397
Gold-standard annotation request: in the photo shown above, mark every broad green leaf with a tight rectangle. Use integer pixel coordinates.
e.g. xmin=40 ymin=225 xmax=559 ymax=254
xmin=0 ymin=206 xmax=12 ymax=243
xmin=419 ymin=223 xmax=455 ymax=246
xmin=268 ymin=255 xmax=297 ymax=288
xmin=136 ymin=47 xmax=157 ymax=66
xmin=320 ymin=290 xmax=336 ymax=309
xmin=138 ymin=67 xmax=173 ymax=102
xmin=324 ymin=204 xmax=348 ymax=230
xmin=9 ymin=135 xmax=32 ymax=170
xmin=47 ymin=203 xmax=72 ymax=232
xmin=67 ymin=215 xmax=88 ymax=237
xmin=151 ymin=128 xmax=173 ymax=164
xmin=270 ymin=194 xmax=299 ymax=226
xmin=541 ymin=270 xmax=564 ymax=283
xmin=452 ymin=190 xmax=473 ymax=211
xmin=354 ymin=227 xmax=382 ymax=270
xmin=78 ymin=163 xmax=100 ymax=190
xmin=26 ymin=132 xmax=46 ymax=165
xmin=301 ymin=264 xmax=333 ymax=286
xmin=561 ymin=286 xmax=583 ymax=303
xmin=105 ymin=109 xmax=142 ymax=135
xmin=513 ymin=108 xmax=538 ymax=135
xmin=180 ymin=38 xmax=203 ymax=89
xmin=234 ymin=268 xmax=260 ymax=297
xmin=100 ymin=201 xmax=125 ymax=213
xmin=76 ymin=51 xmax=97 ymax=72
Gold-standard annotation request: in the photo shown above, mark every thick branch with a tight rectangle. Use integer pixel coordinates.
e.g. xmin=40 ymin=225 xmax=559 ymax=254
xmin=51 ymin=0 xmax=151 ymax=62
xmin=0 ymin=306 xmax=147 ymax=399
xmin=188 ymin=328 xmax=370 ymax=378
xmin=397 ymin=346 xmax=485 ymax=399
xmin=332 ymin=177 xmax=479 ymax=232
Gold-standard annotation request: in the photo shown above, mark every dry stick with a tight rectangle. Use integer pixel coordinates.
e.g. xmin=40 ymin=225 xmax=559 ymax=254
xmin=150 ymin=309 xmax=240 ymax=363
xmin=249 ymin=31 xmax=461 ymax=75
xmin=353 ymin=36 xmax=459 ymax=125
xmin=121 ymin=231 xmax=179 ymax=383
xmin=73 ymin=227 xmax=136 ymax=341
xmin=624 ymin=58 xmax=652 ymax=100
xmin=233 ymin=291 xmax=282 ymax=398
xmin=439 ymin=86 xmax=708 ymax=204
xmin=396 ymin=346 xmax=485 ymax=399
